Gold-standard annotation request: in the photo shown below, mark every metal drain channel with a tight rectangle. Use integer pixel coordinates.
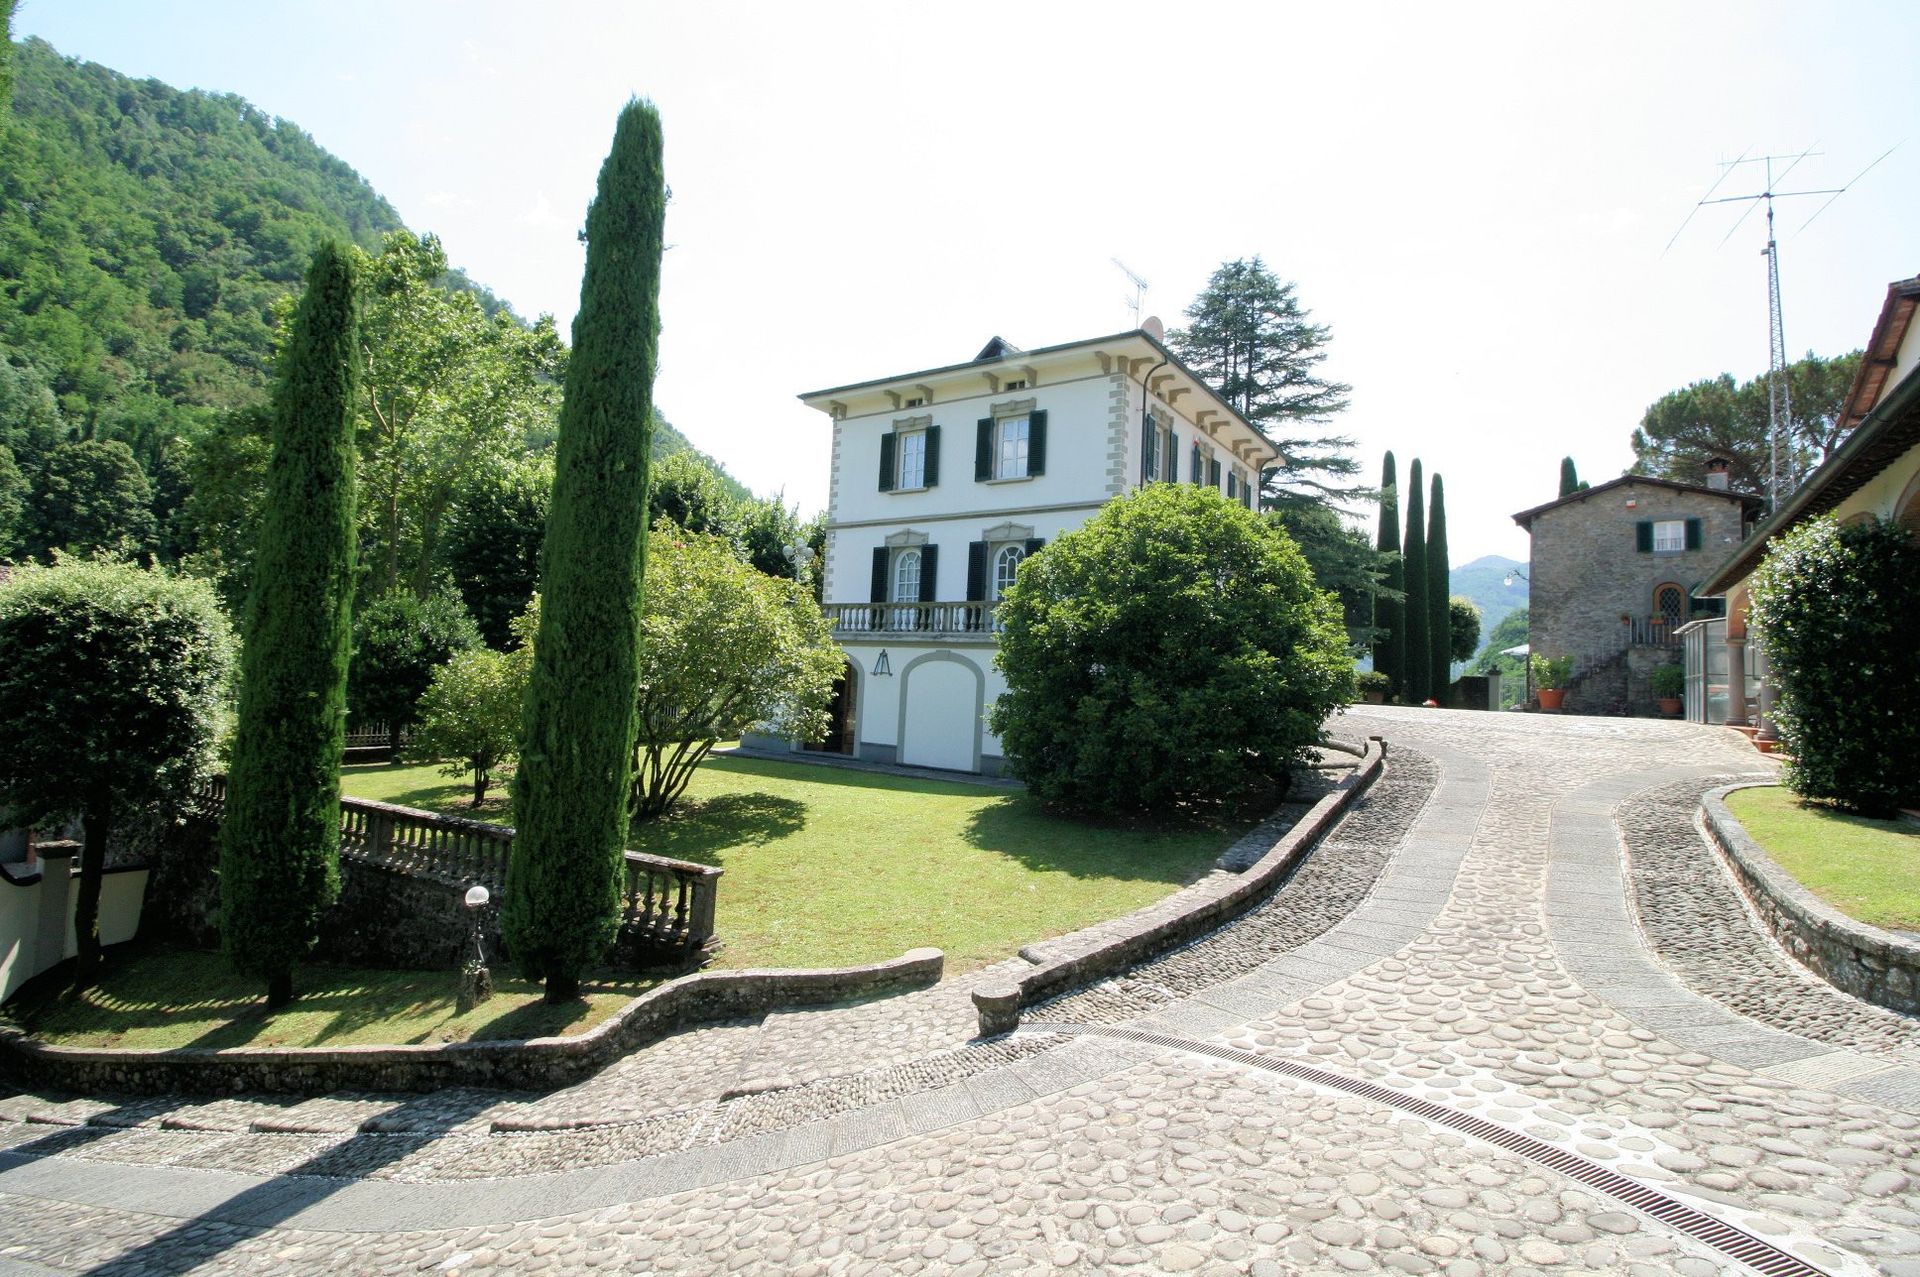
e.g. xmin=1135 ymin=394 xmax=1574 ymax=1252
xmin=1025 ymin=1022 xmax=1829 ymax=1277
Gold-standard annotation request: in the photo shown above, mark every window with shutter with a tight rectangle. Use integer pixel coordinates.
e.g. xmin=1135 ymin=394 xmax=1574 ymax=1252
xmin=924 ymin=424 xmax=942 ymax=487
xmin=870 ymin=546 xmax=890 ymax=602
xmin=918 ymin=544 xmax=939 ymax=603
xmin=994 ymin=416 xmax=1030 ymax=479
xmin=1635 ymin=520 xmax=1653 ymax=553
xmin=892 ymin=549 xmax=920 ymax=603
xmin=1161 ymin=426 xmax=1177 ymax=484
xmin=1140 ymin=416 xmax=1156 ymax=483
xmin=1027 ymin=410 xmax=1047 ymax=476
xmin=877 ymin=432 xmax=897 ymax=492
xmin=992 ymin=544 xmax=1024 ymax=599
xmin=1190 ymin=442 xmax=1204 ymax=484
xmin=966 ymin=541 xmax=988 ymax=601
xmin=1652 ymin=519 xmax=1685 ymax=552
xmin=1684 ymin=517 xmax=1702 ymax=550
xmin=1208 ymin=458 xmax=1222 ymax=489
xmin=975 ymin=418 xmax=994 ymax=482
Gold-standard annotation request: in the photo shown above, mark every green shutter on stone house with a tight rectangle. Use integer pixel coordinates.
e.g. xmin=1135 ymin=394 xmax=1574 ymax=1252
xmin=1635 ymin=520 xmax=1653 ymax=552
xmin=1685 ymin=517 xmax=1702 ymax=550
xmin=878 ymin=432 xmax=897 ymax=491
xmin=1028 ymin=410 xmax=1047 ymax=476
xmin=918 ymin=544 xmax=939 ymax=602
xmin=870 ymin=547 xmax=890 ymax=602
xmin=976 ymin=419 xmax=994 ymax=481
xmin=924 ymin=425 xmax=941 ymax=488
xmin=967 ymin=541 xmax=987 ymax=600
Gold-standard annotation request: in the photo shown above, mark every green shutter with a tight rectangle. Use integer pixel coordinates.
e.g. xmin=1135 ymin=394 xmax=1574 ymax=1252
xmin=919 ymin=544 xmax=939 ymax=602
xmin=1027 ymin=410 xmax=1047 ymax=476
xmin=878 ymin=432 xmax=896 ymax=492
xmin=1685 ymin=517 xmax=1702 ymax=550
xmin=1209 ymin=458 xmax=1222 ymax=488
xmin=870 ymin=547 xmax=889 ymax=602
xmin=966 ymin=541 xmax=987 ymax=600
xmin=1024 ymin=537 xmax=1045 ymax=556
xmin=975 ymin=419 xmax=994 ymax=481
xmin=924 ymin=425 xmax=941 ymax=488
xmin=1141 ymin=416 xmax=1155 ymax=482
xmin=1635 ymin=520 xmax=1653 ymax=553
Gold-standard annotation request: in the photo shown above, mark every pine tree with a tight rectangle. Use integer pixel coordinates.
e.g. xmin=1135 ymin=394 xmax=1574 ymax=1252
xmin=505 ymin=101 xmax=666 ymax=1003
xmin=1427 ymin=472 xmax=1451 ymax=700
xmin=1401 ymin=460 xmax=1429 ymax=703
xmin=1372 ymin=451 xmax=1403 ymax=694
xmin=219 ymin=243 xmax=362 ymax=1008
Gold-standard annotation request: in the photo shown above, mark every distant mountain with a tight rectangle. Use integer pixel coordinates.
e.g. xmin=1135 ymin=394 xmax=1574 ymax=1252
xmin=1451 ymin=554 xmax=1528 ymax=658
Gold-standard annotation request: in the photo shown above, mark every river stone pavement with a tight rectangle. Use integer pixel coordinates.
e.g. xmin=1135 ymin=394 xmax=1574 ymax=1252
xmin=2 ymin=707 xmax=1919 ymax=1275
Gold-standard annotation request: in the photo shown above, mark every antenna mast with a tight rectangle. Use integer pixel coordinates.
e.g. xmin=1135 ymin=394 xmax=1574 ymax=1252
xmin=1112 ymin=258 xmax=1149 ymax=327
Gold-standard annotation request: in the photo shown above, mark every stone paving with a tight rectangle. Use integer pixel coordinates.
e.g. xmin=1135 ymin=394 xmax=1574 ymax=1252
xmin=2 ymin=707 xmax=1919 ymax=1275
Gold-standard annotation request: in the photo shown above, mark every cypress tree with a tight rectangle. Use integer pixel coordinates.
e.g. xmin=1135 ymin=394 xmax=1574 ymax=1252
xmin=1401 ymin=459 xmax=1429 ymax=703
xmin=1372 ymin=451 xmax=1402 ymax=695
xmin=506 ymin=101 xmax=666 ymax=1003
xmin=220 ymin=243 xmax=361 ymax=1008
xmin=1427 ymin=472 xmax=1451 ymax=701
xmin=1558 ymin=456 xmax=1579 ymax=497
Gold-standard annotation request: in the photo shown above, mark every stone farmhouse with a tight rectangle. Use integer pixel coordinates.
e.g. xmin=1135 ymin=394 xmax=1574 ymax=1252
xmin=763 ymin=326 xmax=1276 ymax=775
xmin=1513 ymin=473 xmax=1764 ymax=715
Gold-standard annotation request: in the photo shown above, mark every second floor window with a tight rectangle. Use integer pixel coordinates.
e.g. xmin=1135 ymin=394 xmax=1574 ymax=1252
xmin=1637 ymin=517 xmax=1702 ymax=553
xmin=898 ymin=431 xmax=926 ymax=489
xmin=1653 ymin=519 xmax=1686 ymax=552
xmin=878 ymin=424 xmax=940 ymax=492
xmin=975 ymin=409 xmax=1047 ymax=481
xmin=996 ymin=416 xmax=1029 ymax=479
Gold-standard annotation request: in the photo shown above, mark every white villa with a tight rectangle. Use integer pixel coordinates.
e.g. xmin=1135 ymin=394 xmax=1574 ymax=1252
xmin=766 ymin=324 xmax=1277 ymax=776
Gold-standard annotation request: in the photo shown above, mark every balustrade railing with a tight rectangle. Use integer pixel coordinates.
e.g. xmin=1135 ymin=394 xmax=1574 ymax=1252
xmin=184 ymin=777 xmax=722 ymax=959
xmin=1626 ymin=618 xmax=1684 ymax=649
xmin=825 ymin=600 xmax=1001 ymax=636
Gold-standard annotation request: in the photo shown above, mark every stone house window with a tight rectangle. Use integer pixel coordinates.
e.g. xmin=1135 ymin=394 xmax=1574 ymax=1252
xmin=1654 ymin=582 xmax=1686 ymax=628
xmin=1637 ymin=517 xmax=1702 ymax=554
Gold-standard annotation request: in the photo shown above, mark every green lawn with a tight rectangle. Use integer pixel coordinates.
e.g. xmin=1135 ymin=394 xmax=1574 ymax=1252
xmin=343 ymin=754 xmax=1244 ymax=974
xmin=1726 ymin=786 xmax=1920 ymax=933
xmin=12 ymin=948 xmax=655 ymax=1050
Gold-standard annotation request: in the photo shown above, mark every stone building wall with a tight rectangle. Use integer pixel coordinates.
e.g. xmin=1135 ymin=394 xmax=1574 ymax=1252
xmin=1526 ymin=481 xmax=1751 ymax=712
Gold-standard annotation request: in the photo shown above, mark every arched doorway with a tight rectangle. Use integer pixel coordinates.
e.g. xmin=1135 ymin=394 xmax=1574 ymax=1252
xmin=805 ymin=660 xmax=858 ymax=755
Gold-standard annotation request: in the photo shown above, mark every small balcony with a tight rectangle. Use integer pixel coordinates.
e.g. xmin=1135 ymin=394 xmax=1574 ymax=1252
xmin=825 ymin=600 xmax=1003 ymax=641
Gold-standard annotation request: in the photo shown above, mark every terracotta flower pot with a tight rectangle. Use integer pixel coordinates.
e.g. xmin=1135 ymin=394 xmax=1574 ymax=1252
xmin=1658 ymin=696 xmax=1682 ymax=716
xmin=1538 ymin=688 xmax=1566 ymax=711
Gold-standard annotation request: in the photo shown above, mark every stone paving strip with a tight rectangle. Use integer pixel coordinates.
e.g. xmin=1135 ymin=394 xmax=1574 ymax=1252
xmin=2 ymin=708 xmax=1920 ymax=1274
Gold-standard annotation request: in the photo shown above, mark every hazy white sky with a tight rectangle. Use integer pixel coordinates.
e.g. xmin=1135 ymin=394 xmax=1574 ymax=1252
xmin=18 ymin=2 xmax=1920 ymax=562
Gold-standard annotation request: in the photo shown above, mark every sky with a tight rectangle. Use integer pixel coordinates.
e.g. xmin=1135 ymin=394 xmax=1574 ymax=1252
xmin=16 ymin=1 xmax=1920 ymax=564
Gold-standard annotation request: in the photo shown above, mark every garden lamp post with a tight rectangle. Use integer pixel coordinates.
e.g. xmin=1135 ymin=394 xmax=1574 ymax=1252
xmin=457 ymin=883 xmax=493 ymax=1013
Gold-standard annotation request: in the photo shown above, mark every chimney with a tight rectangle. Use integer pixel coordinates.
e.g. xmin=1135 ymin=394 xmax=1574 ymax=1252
xmin=1704 ymin=455 xmax=1731 ymax=491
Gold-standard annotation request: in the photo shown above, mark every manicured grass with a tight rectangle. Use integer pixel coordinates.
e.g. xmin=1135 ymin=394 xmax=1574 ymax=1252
xmin=11 ymin=947 xmax=657 ymax=1050
xmin=343 ymin=754 xmax=1245 ymax=973
xmin=1725 ymin=786 xmax=1920 ymax=933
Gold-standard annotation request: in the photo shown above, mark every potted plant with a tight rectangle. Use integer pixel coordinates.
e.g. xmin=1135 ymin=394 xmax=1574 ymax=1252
xmin=1530 ymin=653 xmax=1573 ymax=710
xmin=1651 ymin=663 xmax=1685 ymax=716
xmin=1356 ymin=669 xmax=1391 ymax=704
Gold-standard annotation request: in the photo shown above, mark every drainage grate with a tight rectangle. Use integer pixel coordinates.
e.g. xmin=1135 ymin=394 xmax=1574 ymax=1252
xmin=1025 ymin=1021 xmax=1829 ymax=1277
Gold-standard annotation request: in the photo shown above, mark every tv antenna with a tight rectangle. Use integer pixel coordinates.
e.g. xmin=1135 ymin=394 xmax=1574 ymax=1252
xmin=1665 ymin=143 xmax=1898 ymax=510
xmin=1112 ymin=258 xmax=1149 ymax=328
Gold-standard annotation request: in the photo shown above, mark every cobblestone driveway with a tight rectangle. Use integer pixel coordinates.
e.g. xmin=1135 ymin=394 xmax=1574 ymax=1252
xmin=2 ymin=708 xmax=1918 ymax=1275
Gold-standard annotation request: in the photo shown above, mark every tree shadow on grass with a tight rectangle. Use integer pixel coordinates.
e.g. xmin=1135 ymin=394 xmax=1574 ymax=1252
xmin=630 ymin=791 xmax=807 ymax=869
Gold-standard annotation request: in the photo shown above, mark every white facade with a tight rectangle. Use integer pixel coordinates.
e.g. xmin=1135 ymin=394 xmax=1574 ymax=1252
xmin=783 ymin=329 xmax=1275 ymax=775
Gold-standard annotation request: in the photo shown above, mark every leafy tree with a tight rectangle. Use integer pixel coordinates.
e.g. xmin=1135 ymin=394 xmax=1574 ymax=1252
xmin=1558 ymin=457 xmax=1588 ymax=497
xmin=1471 ymin=605 xmax=1529 ymax=708
xmin=0 ymin=443 xmax=24 ymax=557
xmin=1400 ymin=459 xmax=1429 ymax=702
xmin=1448 ymin=596 xmax=1481 ymax=664
xmin=1748 ymin=515 xmax=1920 ymax=816
xmin=1 ymin=0 xmax=15 ymax=121
xmin=448 ymin=455 xmax=552 ymax=649
xmin=25 ymin=438 xmax=158 ymax=559
xmin=1426 ymin=471 xmax=1451 ymax=697
xmin=1168 ymin=257 xmax=1357 ymax=507
xmin=220 ymin=242 xmax=361 ymax=1008
xmin=648 ymin=449 xmax=737 ymax=537
xmin=990 ymin=483 xmax=1353 ymax=817
xmin=628 ymin=526 xmax=842 ymax=821
xmin=1266 ymin=495 xmax=1390 ymax=652
xmin=177 ymin=405 xmax=272 ymax=610
xmin=0 ymin=559 xmax=233 ymax=986
xmin=347 ymin=588 xmax=481 ymax=750
xmin=507 ymin=101 xmax=666 ymax=1004
xmin=0 ymin=351 xmax=67 ymax=470
xmin=1372 ymin=451 xmax=1403 ymax=693
xmin=1631 ymin=351 xmax=1863 ymax=494
xmin=413 ymin=618 xmax=532 ymax=808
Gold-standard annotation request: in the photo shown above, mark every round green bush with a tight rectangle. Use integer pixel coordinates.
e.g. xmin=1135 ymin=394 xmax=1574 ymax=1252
xmin=989 ymin=484 xmax=1354 ymax=817
xmin=1748 ymin=514 xmax=1920 ymax=816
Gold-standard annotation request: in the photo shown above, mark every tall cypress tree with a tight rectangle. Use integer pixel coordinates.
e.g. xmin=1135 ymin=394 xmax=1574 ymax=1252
xmin=1427 ymin=471 xmax=1451 ymax=700
xmin=1372 ymin=451 xmax=1402 ymax=694
xmin=1558 ymin=456 xmax=1581 ymax=497
xmin=506 ymin=101 xmax=666 ymax=1003
xmin=1401 ymin=460 xmax=1429 ymax=703
xmin=220 ymin=243 xmax=361 ymax=1007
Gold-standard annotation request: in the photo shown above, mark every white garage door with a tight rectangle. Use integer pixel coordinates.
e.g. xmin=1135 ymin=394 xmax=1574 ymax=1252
xmin=899 ymin=660 xmax=978 ymax=772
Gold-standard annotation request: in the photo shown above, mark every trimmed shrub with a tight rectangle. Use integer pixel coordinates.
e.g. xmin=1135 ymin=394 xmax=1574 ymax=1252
xmin=989 ymin=484 xmax=1353 ymax=817
xmin=1447 ymin=596 xmax=1481 ymax=665
xmin=1650 ymin=663 xmax=1685 ymax=699
xmin=1748 ymin=514 xmax=1920 ymax=815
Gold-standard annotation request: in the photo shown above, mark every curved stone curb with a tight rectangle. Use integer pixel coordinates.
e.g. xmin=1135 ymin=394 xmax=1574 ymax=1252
xmin=972 ymin=735 xmax=1388 ymax=1032
xmin=1702 ymin=782 xmax=1920 ymax=1015
xmin=0 ymin=949 xmax=944 ymax=1097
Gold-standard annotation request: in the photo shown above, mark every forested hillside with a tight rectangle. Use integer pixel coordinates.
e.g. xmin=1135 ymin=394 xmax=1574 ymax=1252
xmin=0 ymin=34 xmax=751 ymax=620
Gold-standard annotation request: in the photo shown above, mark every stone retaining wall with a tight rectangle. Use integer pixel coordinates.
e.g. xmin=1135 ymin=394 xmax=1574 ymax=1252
xmin=973 ymin=736 xmax=1387 ymax=1033
xmin=1702 ymin=783 xmax=1920 ymax=1015
xmin=0 ymin=948 xmax=943 ymax=1096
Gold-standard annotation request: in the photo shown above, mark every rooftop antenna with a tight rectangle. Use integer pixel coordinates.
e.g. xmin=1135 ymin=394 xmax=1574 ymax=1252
xmin=1112 ymin=258 xmax=1149 ymax=328
xmin=1667 ymin=144 xmax=1899 ymax=510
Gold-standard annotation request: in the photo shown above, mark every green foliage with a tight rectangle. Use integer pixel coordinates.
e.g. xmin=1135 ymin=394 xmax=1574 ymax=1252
xmin=1650 ymin=663 xmax=1685 ymax=699
xmin=1557 ymin=456 xmax=1590 ymax=497
xmin=1 ymin=2 xmax=15 ymax=121
xmin=0 ymin=443 xmax=24 ymax=556
xmin=1400 ymin=460 xmax=1429 ymax=701
xmin=25 ymin=439 xmax=157 ymax=559
xmin=1631 ymin=351 xmax=1863 ymax=494
xmin=447 ymin=454 xmax=551 ymax=648
xmin=176 ymin=404 xmax=272 ymax=608
xmin=1426 ymin=472 xmax=1451 ymax=696
xmin=628 ymin=526 xmax=843 ymax=821
xmin=413 ymin=615 xmax=533 ymax=808
xmin=1530 ymin=652 xmax=1573 ymax=691
xmin=990 ymin=484 xmax=1353 ymax=817
xmin=347 ymin=588 xmax=481 ymax=744
xmin=1447 ymin=596 xmax=1481 ymax=665
xmin=1372 ymin=451 xmax=1403 ymax=693
xmin=1265 ymin=495 xmax=1391 ymax=653
xmin=1168 ymin=257 xmax=1356 ymax=506
xmin=507 ymin=101 xmax=666 ymax=1000
xmin=1355 ymin=669 xmax=1391 ymax=701
xmin=219 ymin=243 xmax=361 ymax=1005
xmin=1748 ymin=515 xmax=1920 ymax=816
xmin=0 ymin=558 xmax=233 ymax=984
xmin=1472 ymin=605 xmax=1529 ymax=708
